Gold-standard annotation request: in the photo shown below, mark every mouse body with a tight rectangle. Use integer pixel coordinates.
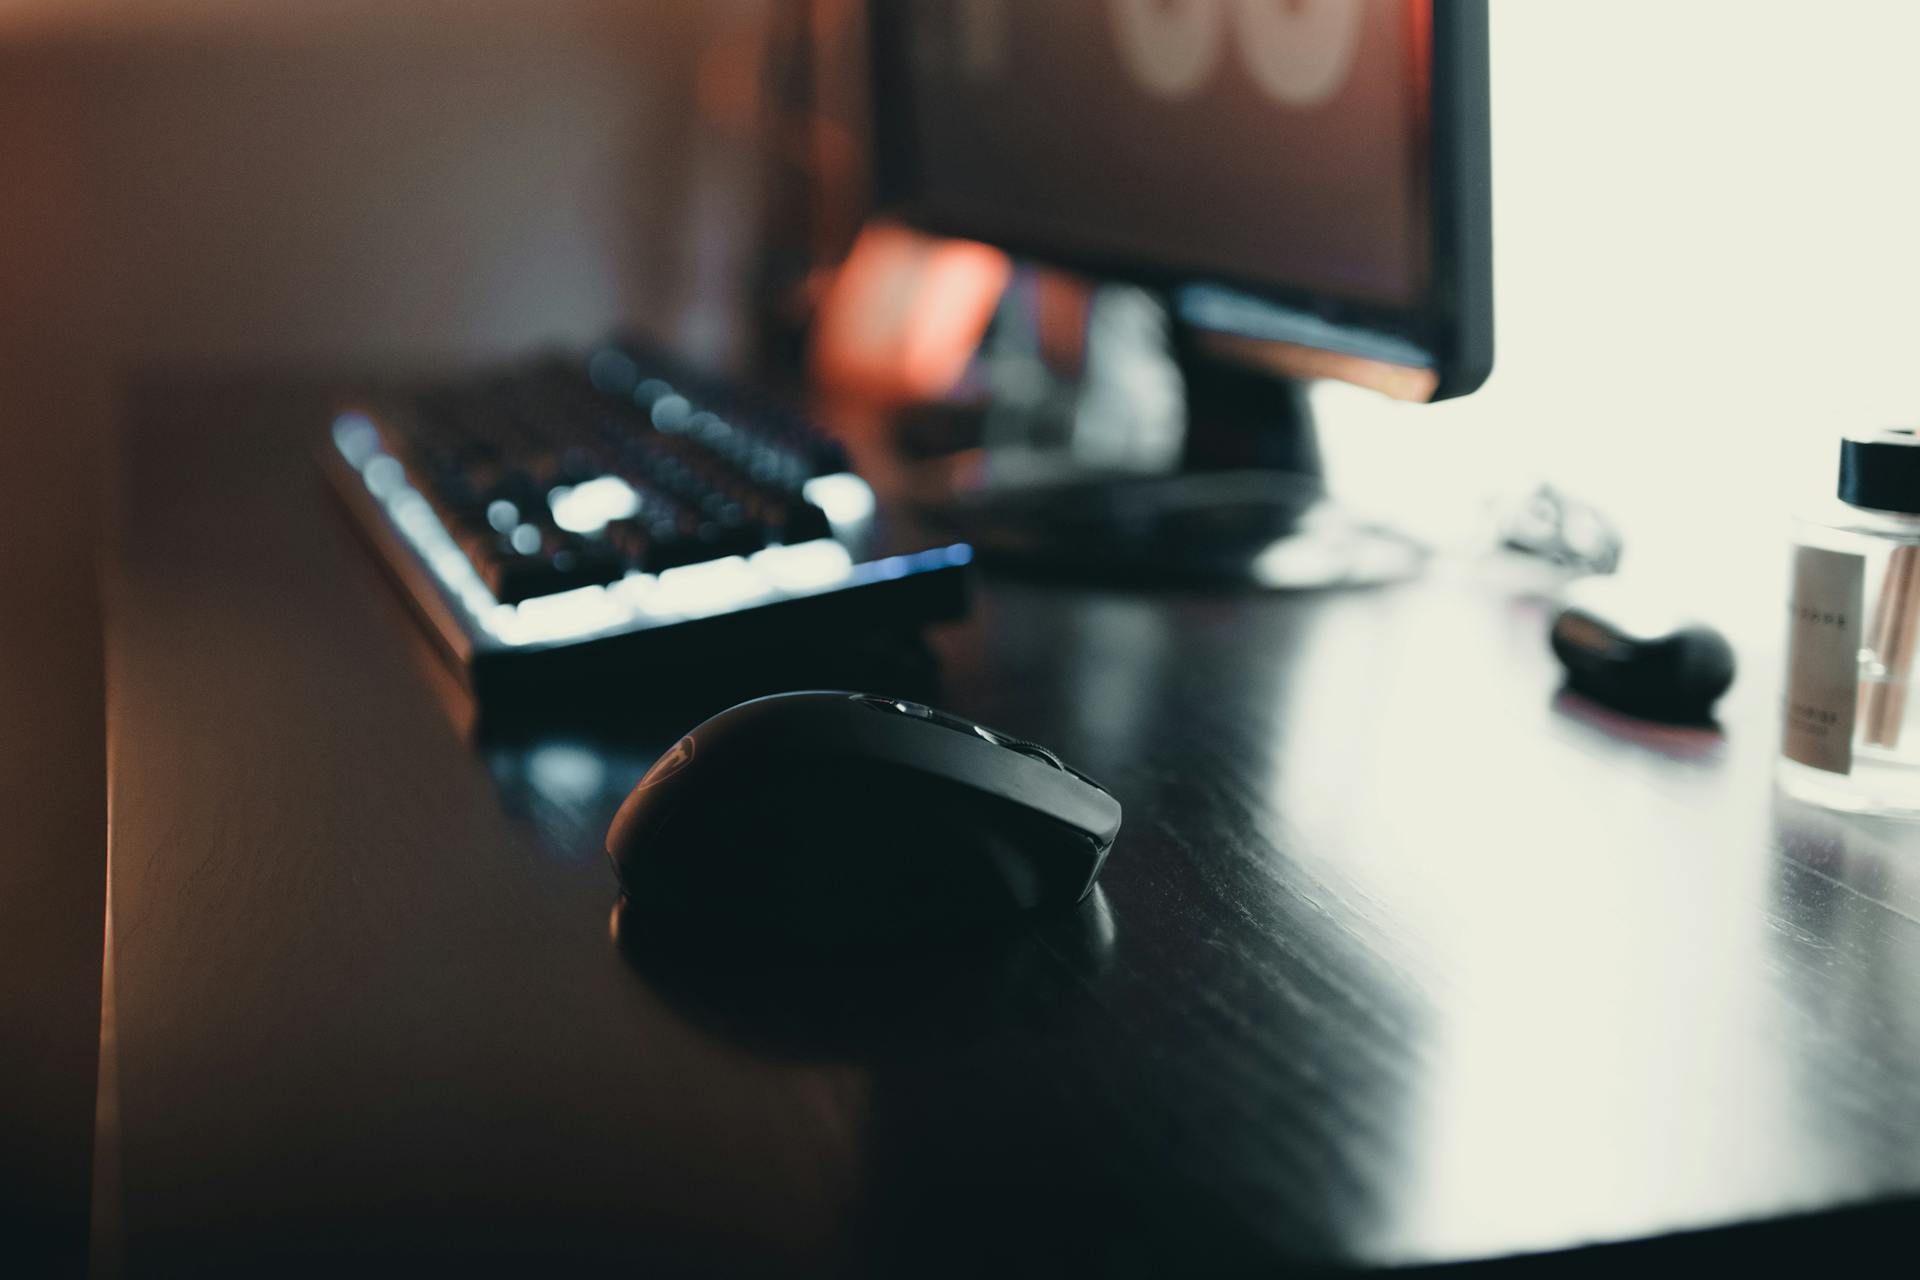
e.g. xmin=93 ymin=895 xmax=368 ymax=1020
xmin=606 ymin=692 xmax=1122 ymax=944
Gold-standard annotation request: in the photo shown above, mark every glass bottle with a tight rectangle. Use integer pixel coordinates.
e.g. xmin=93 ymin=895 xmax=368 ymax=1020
xmin=1779 ymin=429 xmax=1920 ymax=815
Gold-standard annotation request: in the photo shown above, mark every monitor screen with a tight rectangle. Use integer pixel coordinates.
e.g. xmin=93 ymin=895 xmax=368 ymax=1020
xmin=871 ymin=0 xmax=1490 ymax=399
xmin=895 ymin=0 xmax=1427 ymax=306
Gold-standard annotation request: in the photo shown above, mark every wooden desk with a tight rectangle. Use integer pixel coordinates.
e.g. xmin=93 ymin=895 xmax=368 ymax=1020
xmin=99 ymin=375 xmax=1920 ymax=1274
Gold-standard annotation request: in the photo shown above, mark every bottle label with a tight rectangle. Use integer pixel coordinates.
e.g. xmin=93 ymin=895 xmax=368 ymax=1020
xmin=1783 ymin=545 xmax=1864 ymax=774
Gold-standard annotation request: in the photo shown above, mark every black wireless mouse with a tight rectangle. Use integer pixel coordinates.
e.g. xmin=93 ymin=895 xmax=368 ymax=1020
xmin=606 ymin=692 xmax=1122 ymax=946
xmin=1549 ymin=577 xmax=1736 ymax=723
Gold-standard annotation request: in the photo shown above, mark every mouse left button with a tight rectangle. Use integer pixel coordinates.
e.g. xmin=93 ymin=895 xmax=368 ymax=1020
xmin=606 ymin=734 xmax=696 ymax=856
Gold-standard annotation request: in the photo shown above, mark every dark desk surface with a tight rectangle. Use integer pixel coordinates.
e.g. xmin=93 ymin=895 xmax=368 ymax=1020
xmin=101 ymin=375 xmax=1920 ymax=1275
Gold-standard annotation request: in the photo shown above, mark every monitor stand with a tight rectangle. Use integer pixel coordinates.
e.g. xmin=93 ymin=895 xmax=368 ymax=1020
xmin=901 ymin=309 xmax=1426 ymax=589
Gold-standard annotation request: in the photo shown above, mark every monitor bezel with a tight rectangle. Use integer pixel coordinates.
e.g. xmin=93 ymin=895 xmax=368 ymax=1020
xmin=867 ymin=0 xmax=1492 ymax=401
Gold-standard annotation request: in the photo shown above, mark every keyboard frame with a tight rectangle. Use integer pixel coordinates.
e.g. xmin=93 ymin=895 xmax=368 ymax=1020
xmin=320 ymin=395 xmax=971 ymax=704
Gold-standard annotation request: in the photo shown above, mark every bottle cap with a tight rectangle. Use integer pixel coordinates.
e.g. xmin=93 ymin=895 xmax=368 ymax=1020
xmin=1839 ymin=429 xmax=1920 ymax=514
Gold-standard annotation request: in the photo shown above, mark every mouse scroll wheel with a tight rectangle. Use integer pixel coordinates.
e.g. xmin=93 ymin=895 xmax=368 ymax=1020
xmin=966 ymin=723 xmax=1062 ymax=769
xmin=1002 ymin=739 xmax=1066 ymax=770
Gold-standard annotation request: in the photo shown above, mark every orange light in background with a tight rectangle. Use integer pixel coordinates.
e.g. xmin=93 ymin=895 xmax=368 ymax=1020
xmin=810 ymin=220 xmax=1011 ymax=405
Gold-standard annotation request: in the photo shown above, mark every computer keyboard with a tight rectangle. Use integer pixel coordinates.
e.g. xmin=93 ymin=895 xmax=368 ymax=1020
xmin=322 ymin=338 xmax=970 ymax=700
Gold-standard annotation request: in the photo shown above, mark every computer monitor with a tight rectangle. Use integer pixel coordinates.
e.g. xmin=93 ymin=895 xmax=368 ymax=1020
xmin=867 ymin=0 xmax=1493 ymax=585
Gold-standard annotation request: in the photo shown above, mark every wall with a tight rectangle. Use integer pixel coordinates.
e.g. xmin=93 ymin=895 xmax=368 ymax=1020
xmin=2 ymin=1 xmax=769 ymax=371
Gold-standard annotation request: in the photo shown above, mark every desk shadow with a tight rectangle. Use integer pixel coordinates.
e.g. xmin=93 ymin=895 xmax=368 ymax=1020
xmin=471 ymin=626 xmax=946 ymax=747
xmin=1549 ymin=686 xmax=1727 ymax=762
xmin=610 ymin=888 xmax=1116 ymax=1062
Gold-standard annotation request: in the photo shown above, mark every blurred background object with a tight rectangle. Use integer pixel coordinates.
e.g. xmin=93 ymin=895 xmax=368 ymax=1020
xmin=7 ymin=0 xmax=1914 ymax=549
xmin=807 ymin=220 xmax=1010 ymax=406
